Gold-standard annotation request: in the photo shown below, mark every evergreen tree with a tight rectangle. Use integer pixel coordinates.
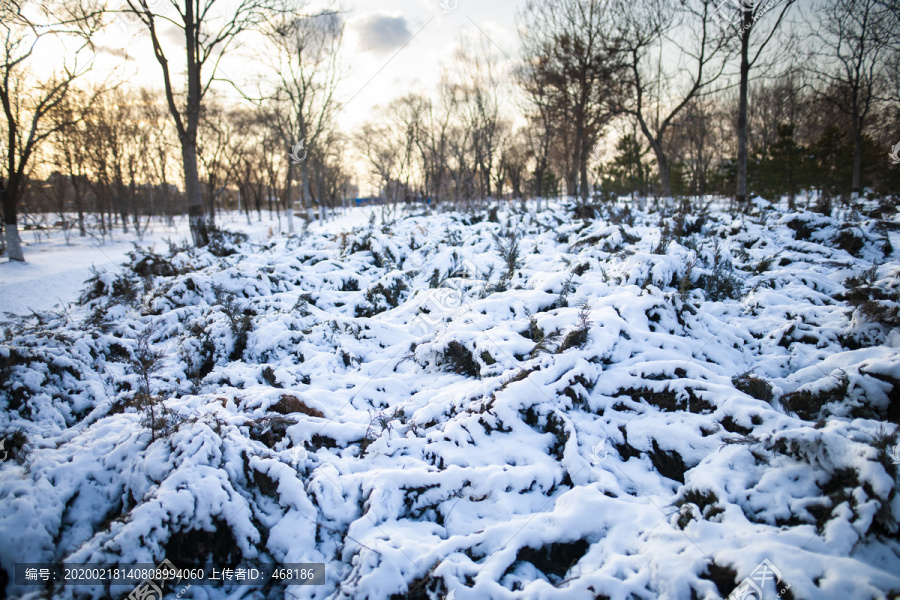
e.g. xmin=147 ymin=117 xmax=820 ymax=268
xmin=601 ymin=134 xmax=654 ymax=198
xmin=531 ymin=168 xmax=561 ymax=199
xmin=811 ymin=124 xmax=854 ymax=202
xmin=749 ymin=124 xmax=813 ymax=207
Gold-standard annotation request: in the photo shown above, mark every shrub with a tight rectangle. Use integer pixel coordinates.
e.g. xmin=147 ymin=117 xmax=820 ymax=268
xmin=130 ymin=323 xmax=172 ymax=440
xmin=261 ymin=365 xmax=281 ymax=388
xmin=438 ymin=341 xmax=480 ymax=377
xmin=212 ymin=285 xmax=255 ymax=361
xmin=841 ymin=264 xmax=900 ymax=330
xmin=356 ymin=276 xmax=409 ymax=318
xmin=732 ymin=372 xmax=774 ymax=402
xmin=698 ymin=239 xmax=742 ymax=302
xmin=780 ymin=373 xmax=849 ymax=421
xmin=207 ymin=227 xmax=249 ymax=257
xmin=556 ymin=274 xmax=575 ymax=309
xmin=557 ymin=303 xmax=592 ymax=352
xmin=269 ymin=394 xmax=324 ymax=417
xmin=492 ymin=229 xmax=522 ymax=284
xmin=833 ymin=225 xmax=865 ymax=257
xmin=652 ymin=220 xmax=673 ymax=255
xmin=127 ymin=245 xmax=179 ymax=278
xmin=513 ymin=539 xmax=590 ymax=582
xmin=674 ymin=488 xmax=723 ymax=526
xmin=78 ymin=268 xmax=139 ymax=307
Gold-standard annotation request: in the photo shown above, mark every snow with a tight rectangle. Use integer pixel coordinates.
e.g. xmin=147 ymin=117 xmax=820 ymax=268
xmin=1 ymin=198 xmax=899 ymax=600
xmin=0 ymin=209 xmax=378 ymax=316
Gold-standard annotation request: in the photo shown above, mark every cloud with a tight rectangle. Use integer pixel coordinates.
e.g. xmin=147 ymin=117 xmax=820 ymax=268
xmin=353 ymin=14 xmax=412 ymax=55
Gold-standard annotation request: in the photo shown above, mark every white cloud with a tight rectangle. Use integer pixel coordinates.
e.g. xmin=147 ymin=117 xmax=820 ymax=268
xmin=353 ymin=13 xmax=413 ymax=55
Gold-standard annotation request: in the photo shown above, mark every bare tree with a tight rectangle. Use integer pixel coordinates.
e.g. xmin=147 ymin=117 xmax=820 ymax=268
xmin=617 ymin=0 xmax=730 ymax=200
xmin=668 ymin=98 xmax=718 ymax=196
xmin=43 ymin=170 xmax=73 ymax=244
xmin=454 ymin=37 xmax=507 ymax=202
xmin=228 ymin=107 xmax=267 ymax=224
xmin=811 ymin=0 xmax=893 ymax=201
xmin=519 ymin=85 xmax=556 ymax=207
xmin=383 ymin=95 xmax=421 ymax=205
xmin=357 ymin=102 xmax=416 ymax=221
xmin=123 ymin=0 xmax=289 ymax=247
xmin=518 ymin=0 xmax=626 ymax=202
xmin=308 ymin=128 xmax=348 ymax=221
xmin=1 ymin=0 xmax=101 ymax=260
xmin=414 ymin=81 xmax=456 ymax=206
xmin=50 ymin=87 xmax=93 ymax=237
xmin=198 ymin=98 xmax=237 ymax=227
xmin=500 ymin=129 xmax=530 ymax=201
xmin=81 ymin=88 xmax=150 ymax=237
xmin=138 ymin=88 xmax=180 ymax=226
xmin=746 ymin=68 xmax=807 ymax=159
xmin=259 ymin=121 xmax=285 ymax=223
xmin=490 ymin=120 xmax=513 ymax=200
xmin=446 ymin=119 xmax=477 ymax=207
xmin=722 ymin=0 xmax=797 ymax=204
xmin=262 ymin=9 xmax=344 ymax=231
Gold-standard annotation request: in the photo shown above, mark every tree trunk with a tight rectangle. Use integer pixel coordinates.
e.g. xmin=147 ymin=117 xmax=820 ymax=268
xmin=74 ymin=188 xmax=86 ymax=236
xmin=535 ymin=165 xmax=544 ymax=199
xmin=4 ymin=223 xmax=23 ymax=261
xmin=851 ymin=114 xmax=862 ymax=201
xmin=207 ymin=188 xmax=217 ymax=228
xmin=698 ymin=148 xmax=707 ymax=196
xmin=182 ymin=141 xmax=209 ymax=246
xmin=301 ymin=161 xmax=314 ymax=223
xmin=635 ymin=111 xmax=672 ymax=199
xmin=736 ymin=12 xmax=752 ymax=205
xmin=115 ymin=168 xmax=129 ymax=233
xmin=2 ymin=177 xmax=24 ymax=261
xmin=242 ymin=187 xmax=251 ymax=225
xmin=535 ymin=158 xmax=546 ymax=211
xmin=580 ymin=142 xmax=590 ymax=202
xmin=566 ymin=163 xmax=578 ymax=197
xmin=654 ymin=145 xmax=671 ymax=199
xmin=285 ymin=160 xmax=295 ymax=234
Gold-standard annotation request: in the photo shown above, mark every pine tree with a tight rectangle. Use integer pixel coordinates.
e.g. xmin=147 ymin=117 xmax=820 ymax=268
xmin=601 ymin=134 xmax=654 ymax=199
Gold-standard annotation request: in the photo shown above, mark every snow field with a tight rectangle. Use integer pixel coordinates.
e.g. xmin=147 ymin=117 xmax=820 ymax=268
xmin=1 ymin=199 xmax=900 ymax=599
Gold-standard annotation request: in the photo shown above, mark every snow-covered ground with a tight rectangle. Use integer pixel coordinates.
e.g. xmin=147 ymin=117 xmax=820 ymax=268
xmin=0 ymin=208 xmax=376 ymax=316
xmin=1 ymin=198 xmax=899 ymax=600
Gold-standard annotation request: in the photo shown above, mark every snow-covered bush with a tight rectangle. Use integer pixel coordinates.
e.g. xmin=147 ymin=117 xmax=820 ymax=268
xmin=2 ymin=206 xmax=900 ymax=600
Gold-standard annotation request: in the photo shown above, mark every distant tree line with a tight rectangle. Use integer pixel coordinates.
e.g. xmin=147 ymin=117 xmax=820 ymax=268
xmin=353 ymin=0 xmax=899 ymax=213
xmin=2 ymin=0 xmax=898 ymax=260
xmin=1 ymin=0 xmax=351 ymax=261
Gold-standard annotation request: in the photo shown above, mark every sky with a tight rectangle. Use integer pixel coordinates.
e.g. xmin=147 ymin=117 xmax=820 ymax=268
xmin=84 ymin=0 xmax=524 ymax=131
xmin=28 ymin=0 xmax=815 ymax=193
xmin=57 ymin=0 xmax=524 ymax=193
xmin=335 ymin=0 xmax=522 ymax=129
